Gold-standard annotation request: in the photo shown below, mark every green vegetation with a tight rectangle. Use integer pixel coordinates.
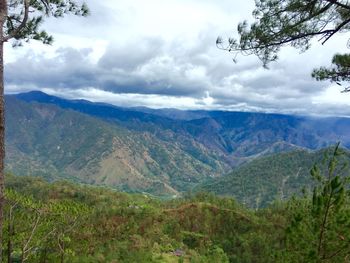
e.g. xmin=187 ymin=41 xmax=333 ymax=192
xmin=0 ymin=1 xmax=89 ymax=259
xmin=284 ymin=144 xmax=350 ymax=262
xmin=3 ymin=144 xmax=350 ymax=262
xmin=5 ymin=94 xmax=350 ymax=261
xmin=196 ymin=147 xmax=350 ymax=208
xmin=3 ymin=174 xmax=279 ymax=262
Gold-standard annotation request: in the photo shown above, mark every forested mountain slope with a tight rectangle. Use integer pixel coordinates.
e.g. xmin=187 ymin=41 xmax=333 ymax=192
xmin=13 ymin=91 xmax=350 ymax=163
xmin=5 ymin=97 xmax=228 ymax=196
xmin=6 ymin=91 xmax=350 ymax=197
xmin=196 ymin=148 xmax=350 ymax=208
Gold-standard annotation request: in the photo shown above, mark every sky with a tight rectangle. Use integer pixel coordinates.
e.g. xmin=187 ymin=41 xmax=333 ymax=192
xmin=4 ymin=0 xmax=350 ymax=116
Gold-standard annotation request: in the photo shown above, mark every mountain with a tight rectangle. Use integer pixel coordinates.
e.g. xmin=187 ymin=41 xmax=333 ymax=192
xmin=12 ymin=91 xmax=350 ymax=162
xmin=195 ymin=147 xmax=350 ymax=208
xmin=131 ymin=106 xmax=211 ymax=120
xmin=5 ymin=97 xmax=228 ymax=196
xmin=6 ymin=91 xmax=350 ymax=197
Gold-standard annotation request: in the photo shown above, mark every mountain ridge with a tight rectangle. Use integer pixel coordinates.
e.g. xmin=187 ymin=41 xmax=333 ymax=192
xmin=12 ymin=91 xmax=350 ymax=155
xmin=6 ymin=91 xmax=350 ymax=197
xmin=6 ymin=96 xmax=230 ymax=196
xmin=195 ymin=147 xmax=350 ymax=208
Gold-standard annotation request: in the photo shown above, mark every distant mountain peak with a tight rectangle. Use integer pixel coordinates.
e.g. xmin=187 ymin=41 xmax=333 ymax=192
xmin=13 ymin=90 xmax=59 ymax=103
xmin=21 ymin=90 xmax=48 ymax=95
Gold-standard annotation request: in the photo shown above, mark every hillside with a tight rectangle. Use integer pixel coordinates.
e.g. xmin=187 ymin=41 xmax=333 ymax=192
xmin=5 ymin=97 xmax=228 ymax=196
xmin=195 ymin=148 xmax=350 ymax=208
xmin=13 ymin=91 xmax=350 ymax=164
xmin=3 ymin=175 xmax=286 ymax=262
xmin=6 ymin=170 xmax=350 ymax=262
xmin=6 ymin=91 xmax=350 ymax=199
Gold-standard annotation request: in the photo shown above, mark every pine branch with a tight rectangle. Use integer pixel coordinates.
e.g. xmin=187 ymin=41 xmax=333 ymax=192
xmin=324 ymin=0 xmax=350 ymax=11
xmin=3 ymin=0 xmax=29 ymax=42
xmin=321 ymin=17 xmax=350 ymax=44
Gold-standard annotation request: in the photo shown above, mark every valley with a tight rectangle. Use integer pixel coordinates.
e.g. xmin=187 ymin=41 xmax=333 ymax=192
xmin=6 ymin=91 xmax=350 ymax=205
xmin=3 ymin=0 xmax=350 ymax=261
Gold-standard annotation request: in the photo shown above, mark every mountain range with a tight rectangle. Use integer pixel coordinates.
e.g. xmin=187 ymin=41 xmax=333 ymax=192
xmin=5 ymin=91 xmax=350 ymax=201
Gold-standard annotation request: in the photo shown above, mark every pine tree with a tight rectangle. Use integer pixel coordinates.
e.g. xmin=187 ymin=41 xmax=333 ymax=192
xmin=285 ymin=143 xmax=350 ymax=262
xmin=217 ymin=0 xmax=350 ymax=91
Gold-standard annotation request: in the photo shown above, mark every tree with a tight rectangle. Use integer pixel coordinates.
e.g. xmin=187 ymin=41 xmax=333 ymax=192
xmin=4 ymin=188 xmax=89 ymax=262
xmin=0 ymin=0 xmax=88 ymax=260
xmin=217 ymin=0 xmax=350 ymax=91
xmin=283 ymin=144 xmax=350 ymax=262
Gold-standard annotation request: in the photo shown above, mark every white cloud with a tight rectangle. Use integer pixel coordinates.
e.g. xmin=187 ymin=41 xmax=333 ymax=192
xmin=3 ymin=0 xmax=350 ymax=116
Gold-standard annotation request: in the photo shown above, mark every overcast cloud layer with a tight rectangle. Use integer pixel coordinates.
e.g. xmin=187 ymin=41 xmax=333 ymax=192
xmin=4 ymin=0 xmax=350 ymax=116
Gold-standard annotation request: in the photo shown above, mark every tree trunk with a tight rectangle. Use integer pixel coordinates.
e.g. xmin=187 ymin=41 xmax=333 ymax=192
xmin=0 ymin=0 xmax=6 ymax=261
xmin=0 ymin=57 xmax=3 ymax=263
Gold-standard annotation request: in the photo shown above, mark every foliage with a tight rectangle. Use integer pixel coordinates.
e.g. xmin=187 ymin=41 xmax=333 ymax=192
xmin=2 ymin=143 xmax=350 ymax=262
xmin=2 ymin=175 xmax=283 ymax=262
xmin=217 ymin=0 xmax=350 ymax=90
xmin=283 ymin=143 xmax=350 ymax=262
xmin=0 ymin=1 xmax=89 ymax=261
xmin=312 ymin=53 xmax=350 ymax=91
xmin=195 ymin=147 xmax=350 ymax=208
xmin=4 ymin=0 xmax=89 ymax=46
xmin=4 ymin=185 xmax=89 ymax=262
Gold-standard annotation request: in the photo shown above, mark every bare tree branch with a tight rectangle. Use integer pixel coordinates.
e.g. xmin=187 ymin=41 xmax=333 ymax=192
xmin=21 ymin=211 xmax=41 ymax=262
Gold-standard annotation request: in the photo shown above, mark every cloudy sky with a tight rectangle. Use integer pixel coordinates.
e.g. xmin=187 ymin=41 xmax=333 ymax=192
xmin=4 ymin=0 xmax=350 ymax=116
